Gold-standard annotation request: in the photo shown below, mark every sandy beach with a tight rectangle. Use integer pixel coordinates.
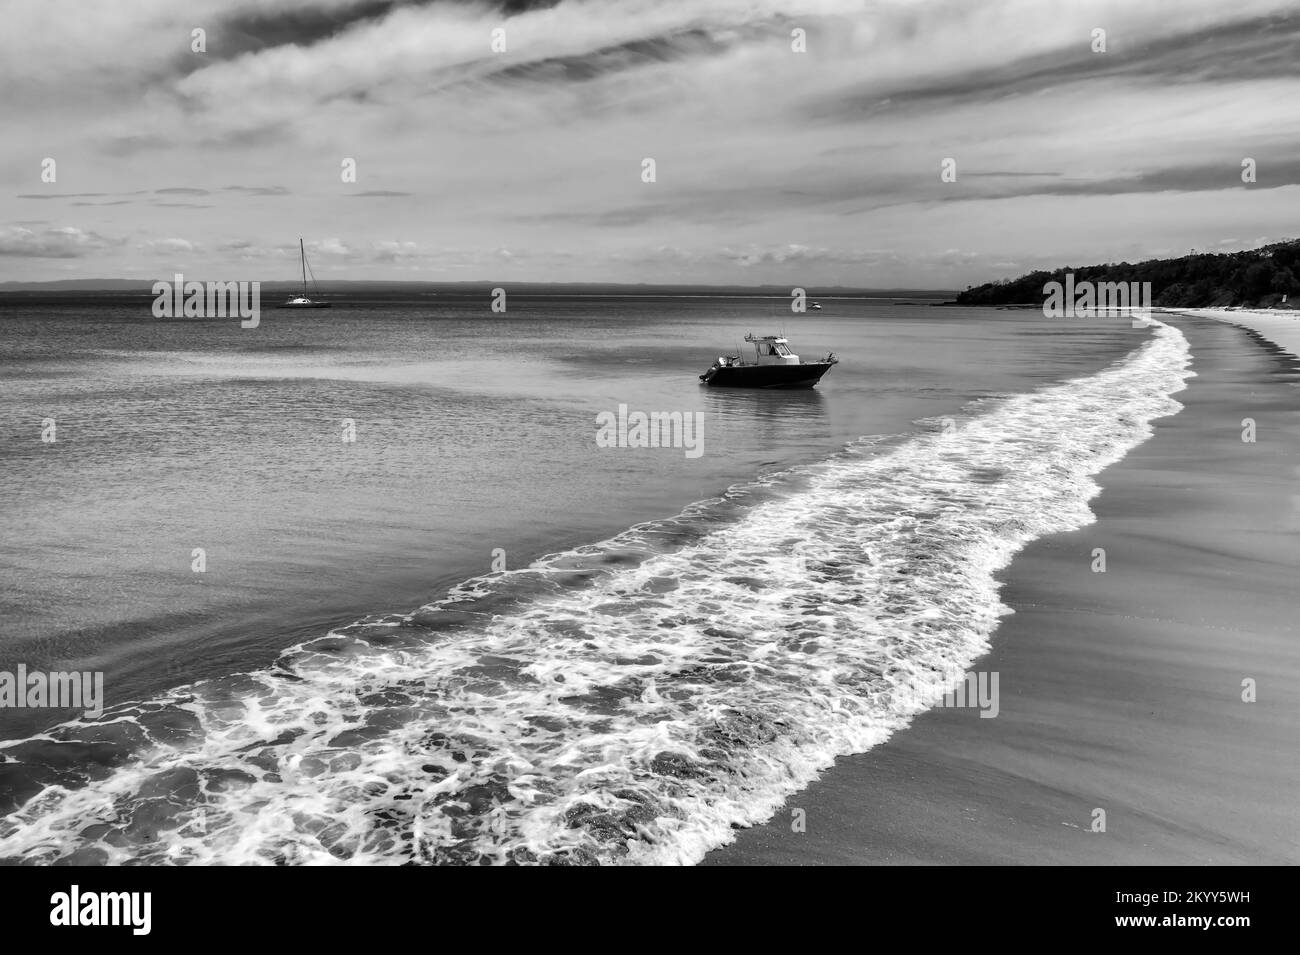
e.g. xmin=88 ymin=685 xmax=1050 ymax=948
xmin=1176 ymin=308 xmax=1300 ymax=358
xmin=705 ymin=312 xmax=1300 ymax=866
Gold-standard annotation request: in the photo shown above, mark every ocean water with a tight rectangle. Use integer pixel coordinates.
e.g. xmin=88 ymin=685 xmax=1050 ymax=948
xmin=0 ymin=293 xmax=1185 ymax=864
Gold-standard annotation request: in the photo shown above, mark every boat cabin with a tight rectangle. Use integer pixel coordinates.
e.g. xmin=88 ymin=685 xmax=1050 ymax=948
xmin=745 ymin=334 xmax=801 ymax=365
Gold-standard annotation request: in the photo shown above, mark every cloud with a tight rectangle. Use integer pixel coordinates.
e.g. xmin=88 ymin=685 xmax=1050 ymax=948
xmin=223 ymin=185 xmax=291 ymax=195
xmin=2 ymin=0 xmax=1300 ymax=284
xmin=0 ymin=226 xmax=117 ymax=258
xmin=100 ymin=134 xmax=174 ymax=157
xmin=138 ymin=237 xmax=199 ymax=254
xmin=209 ymin=0 xmax=415 ymax=60
xmin=370 ymin=239 xmax=422 ymax=261
xmin=313 ymin=238 xmax=354 ymax=257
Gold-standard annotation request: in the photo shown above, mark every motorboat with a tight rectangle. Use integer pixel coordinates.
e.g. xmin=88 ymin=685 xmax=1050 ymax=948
xmin=699 ymin=334 xmax=837 ymax=388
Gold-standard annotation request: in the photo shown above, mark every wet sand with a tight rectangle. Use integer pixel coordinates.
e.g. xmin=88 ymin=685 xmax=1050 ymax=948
xmin=1177 ymin=307 xmax=1300 ymax=358
xmin=704 ymin=313 xmax=1300 ymax=865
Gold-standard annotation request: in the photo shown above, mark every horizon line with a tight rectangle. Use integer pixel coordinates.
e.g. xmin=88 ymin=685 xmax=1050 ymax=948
xmin=0 ymin=278 xmax=960 ymax=295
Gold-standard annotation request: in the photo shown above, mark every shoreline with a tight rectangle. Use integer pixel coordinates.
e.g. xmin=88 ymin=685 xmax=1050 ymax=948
xmin=1170 ymin=307 xmax=1300 ymax=362
xmin=704 ymin=312 xmax=1300 ymax=865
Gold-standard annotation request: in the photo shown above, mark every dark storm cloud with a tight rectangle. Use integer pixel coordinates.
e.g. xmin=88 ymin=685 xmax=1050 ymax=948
xmin=208 ymin=0 xmax=564 ymax=60
xmin=206 ymin=1 xmax=565 ymax=61
xmin=817 ymin=11 xmax=1300 ymax=122
xmin=486 ymin=27 xmax=732 ymax=85
xmin=924 ymin=160 xmax=1300 ymax=204
xmin=195 ymin=125 xmax=285 ymax=149
xmin=1036 ymin=160 xmax=1300 ymax=197
xmin=212 ymin=0 xmax=411 ymax=58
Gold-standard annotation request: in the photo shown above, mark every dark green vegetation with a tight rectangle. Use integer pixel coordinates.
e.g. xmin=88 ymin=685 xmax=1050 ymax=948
xmin=957 ymin=239 xmax=1300 ymax=308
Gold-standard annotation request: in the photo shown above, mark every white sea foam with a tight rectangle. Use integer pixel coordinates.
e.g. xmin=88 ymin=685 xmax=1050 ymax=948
xmin=0 ymin=322 xmax=1192 ymax=865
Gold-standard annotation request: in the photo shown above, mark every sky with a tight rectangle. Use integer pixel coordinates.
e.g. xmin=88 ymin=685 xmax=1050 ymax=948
xmin=2 ymin=0 xmax=1298 ymax=287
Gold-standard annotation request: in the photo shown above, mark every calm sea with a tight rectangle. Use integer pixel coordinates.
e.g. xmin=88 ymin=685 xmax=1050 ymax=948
xmin=0 ymin=292 xmax=1182 ymax=863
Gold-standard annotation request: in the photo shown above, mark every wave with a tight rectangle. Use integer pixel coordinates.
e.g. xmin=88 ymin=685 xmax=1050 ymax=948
xmin=0 ymin=321 xmax=1193 ymax=865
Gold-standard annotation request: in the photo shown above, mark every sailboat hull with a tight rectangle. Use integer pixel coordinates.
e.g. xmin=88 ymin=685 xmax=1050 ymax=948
xmin=278 ymin=302 xmax=332 ymax=309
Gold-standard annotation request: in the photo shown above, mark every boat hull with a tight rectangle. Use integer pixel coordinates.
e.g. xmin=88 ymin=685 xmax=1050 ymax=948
xmin=278 ymin=302 xmax=332 ymax=309
xmin=700 ymin=360 xmax=835 ymax=389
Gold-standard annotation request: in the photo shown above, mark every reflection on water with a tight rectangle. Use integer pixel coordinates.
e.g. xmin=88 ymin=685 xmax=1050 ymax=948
xmin=702 ymin=386 xmax=827 ymax=422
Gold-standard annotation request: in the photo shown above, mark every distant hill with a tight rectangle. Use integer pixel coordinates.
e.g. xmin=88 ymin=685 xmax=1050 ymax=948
xmin=956 ymin=240 xmax=1300 ymax=309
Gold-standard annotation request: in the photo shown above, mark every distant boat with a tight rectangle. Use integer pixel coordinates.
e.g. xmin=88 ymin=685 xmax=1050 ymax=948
xmin=699 ymin=334 xmax=837 ymax=389
xmin=280 ymin=238 xmax=331 ymax=308
xmin=810 ymin=302 xmax=822 ymax=309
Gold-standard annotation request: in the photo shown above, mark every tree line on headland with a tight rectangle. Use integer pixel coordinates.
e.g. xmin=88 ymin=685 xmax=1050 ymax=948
xmin=956 ymin=239 xmax=1300 ymax=308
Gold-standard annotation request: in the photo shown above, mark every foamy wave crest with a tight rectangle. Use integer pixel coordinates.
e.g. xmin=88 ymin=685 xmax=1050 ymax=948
xmin=0 ymin=323 xmax=1192 ymax=865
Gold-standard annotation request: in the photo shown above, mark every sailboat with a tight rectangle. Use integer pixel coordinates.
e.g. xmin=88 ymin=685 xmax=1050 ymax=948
xmin=280 ymin=238 xmax=331 ymax=308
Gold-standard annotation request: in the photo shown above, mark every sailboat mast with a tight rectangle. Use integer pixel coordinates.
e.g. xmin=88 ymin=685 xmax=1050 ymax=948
xmin=300 ymin=238 xmax=307 ymax=294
